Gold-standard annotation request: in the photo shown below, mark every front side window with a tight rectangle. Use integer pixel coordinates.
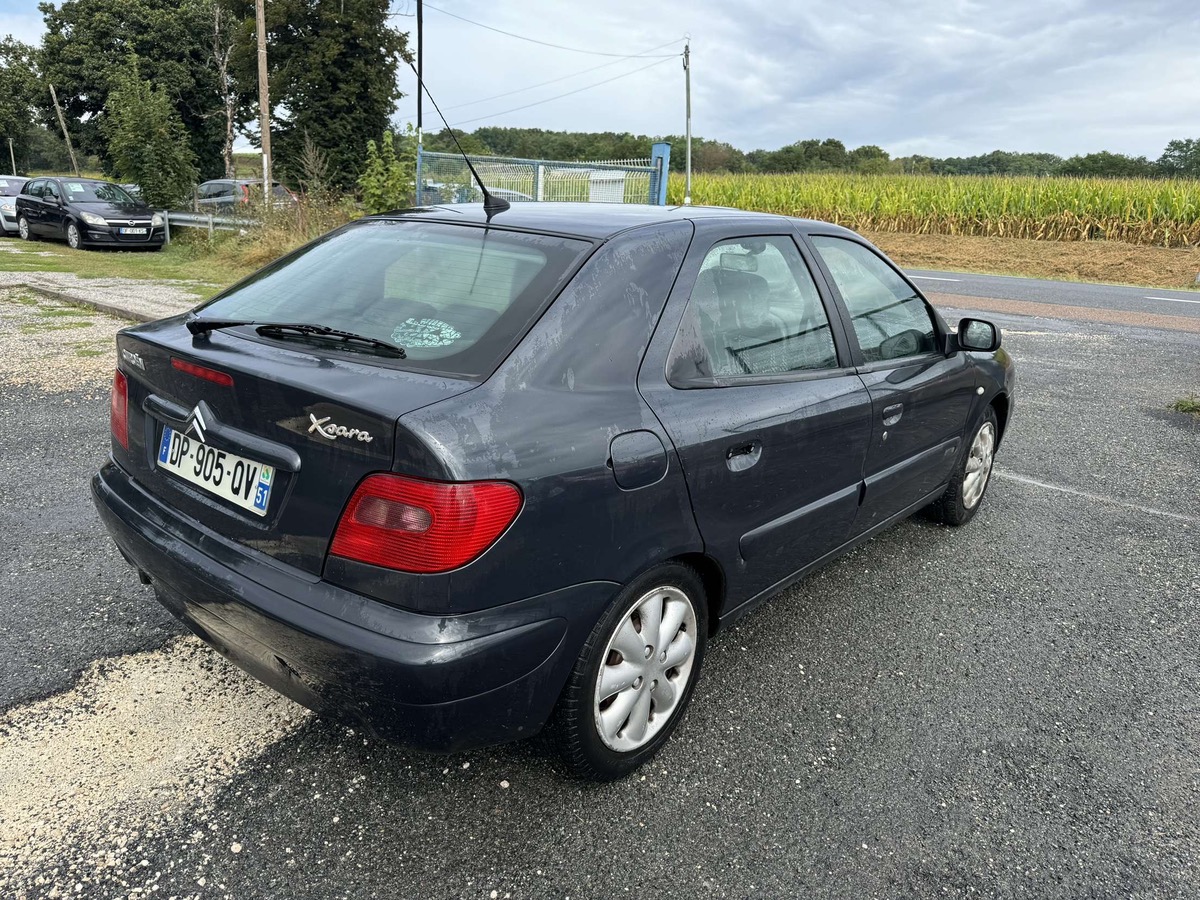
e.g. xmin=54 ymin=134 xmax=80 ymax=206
xmin=44 ymin=182 xmax=61 ymax=202
xmin=669 ymin=235 xmax=838 ymax=385
xmin=810 ymin=236 xmax=937 ymax=363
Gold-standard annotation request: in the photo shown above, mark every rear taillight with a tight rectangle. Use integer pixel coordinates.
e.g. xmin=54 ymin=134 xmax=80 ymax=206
xmin=330 ymin=474 xmax=522 ymax=574
xmin=111 ymin=369 xmax=129 ymax=449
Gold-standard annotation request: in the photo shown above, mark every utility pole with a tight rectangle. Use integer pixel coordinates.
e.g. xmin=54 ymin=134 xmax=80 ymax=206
xmin=415 ymin=0 xmax=424 ymax=203
xmin=256 ymin=0 xmax=272 ymax=190
xmin=48 ymin=84 xmax=80 ymax=176
xmin=683 ymin=39 xmax=692 ymax=205
xmin=7 ymin=138 xmax=15 ymax=176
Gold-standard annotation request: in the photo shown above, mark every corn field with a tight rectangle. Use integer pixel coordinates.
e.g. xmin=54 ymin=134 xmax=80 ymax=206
xmin=667 ymin=173 xmax=1200 ymax=248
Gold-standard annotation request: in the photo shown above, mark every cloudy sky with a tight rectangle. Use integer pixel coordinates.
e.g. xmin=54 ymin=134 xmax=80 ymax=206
xmin=4 ymin=0 xmax=1198 ymax=158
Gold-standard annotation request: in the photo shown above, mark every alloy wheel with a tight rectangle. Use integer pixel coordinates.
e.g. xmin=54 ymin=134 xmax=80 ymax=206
xmin=962 ymin=421 xmax=996 ymax=509
xmin=67 ymin=223 xmax=81 ymax=250
xmin=593 ymin=584 xmax=698 ymax=753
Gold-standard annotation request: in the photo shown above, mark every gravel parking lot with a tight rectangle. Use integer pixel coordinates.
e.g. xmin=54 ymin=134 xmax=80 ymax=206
xmin=0 ymin=286 xmax=1196 ymax=899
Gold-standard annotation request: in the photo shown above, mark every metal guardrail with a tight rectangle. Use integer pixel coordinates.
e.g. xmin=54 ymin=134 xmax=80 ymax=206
xmin=163 ymin=210 xmax=258 ymax=242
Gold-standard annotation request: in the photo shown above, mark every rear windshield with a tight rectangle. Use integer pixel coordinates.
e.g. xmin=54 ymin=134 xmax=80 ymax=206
xmin=62 ymin=181 xmax=137 ymax=203
xmin=197 ymin=219 xmax=593 ymax=377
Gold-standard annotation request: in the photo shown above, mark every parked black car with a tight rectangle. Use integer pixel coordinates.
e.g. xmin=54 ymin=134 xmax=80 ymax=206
xmin=92 ymin=203 xmax=1015 ymax=779
xmin=195 ymin=178 xmax=297 ymax=211
xmin=16 ymin=177 xmax=165 ymax=250
xmin=0 ymin=175 xmax=27 ymax=236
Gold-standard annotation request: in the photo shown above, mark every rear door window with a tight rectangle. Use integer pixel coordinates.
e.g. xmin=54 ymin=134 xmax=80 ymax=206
xmin=668 ymin=235 xmax=839 ymax=385
xmin=197 ymin=220 xmax=593 ymax=378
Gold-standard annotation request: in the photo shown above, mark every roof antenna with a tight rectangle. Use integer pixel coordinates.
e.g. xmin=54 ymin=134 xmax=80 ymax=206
xmin=408 ymin=61 xmax=509 ymax=219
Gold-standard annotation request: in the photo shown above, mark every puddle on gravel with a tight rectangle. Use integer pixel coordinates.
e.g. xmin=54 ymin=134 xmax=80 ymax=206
xmin=0 ymin=636 xmax=308 ymax=897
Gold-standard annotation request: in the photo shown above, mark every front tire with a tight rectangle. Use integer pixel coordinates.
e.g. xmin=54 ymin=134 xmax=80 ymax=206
xmin=554 ymin=562 xmax=708 ymax=780
xmin=66 ymin=221 xmax=82 ymax=250
xmin=928 ymin=405 xmax=999 ymax=526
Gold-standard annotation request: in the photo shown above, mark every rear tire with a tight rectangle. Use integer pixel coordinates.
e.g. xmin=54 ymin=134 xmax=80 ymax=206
xmin=927 ymin=405 xmax=999 ymax=526
xmin=553 ymin=562 xmax=708 ymax=781
xmin=18 ymin=216 xmax=34 ymax=241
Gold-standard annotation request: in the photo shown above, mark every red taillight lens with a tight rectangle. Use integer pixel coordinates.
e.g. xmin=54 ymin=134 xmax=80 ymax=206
xmin=330 ymin=474 xmax=522 ymax=574
xmin=172 ymin=357 xmax=234 ymax=386
xmin=111 ymin=369 xmax=129 ymax=449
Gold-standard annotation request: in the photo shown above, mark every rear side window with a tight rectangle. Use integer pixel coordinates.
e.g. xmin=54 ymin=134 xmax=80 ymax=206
xmin=198 ymin=220 xmax=593 ymax=378
xmin=668 ymin=235 xmax=838 ymax=385
xmin=810 ymin=236 xmax=937 ymax=362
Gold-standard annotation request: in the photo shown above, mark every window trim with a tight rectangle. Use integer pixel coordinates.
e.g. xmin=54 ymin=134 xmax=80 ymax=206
xmin=665 ymin=231 xmax=850 ymax=390
xmin=800 ymin=231 xmax=946 ymax=368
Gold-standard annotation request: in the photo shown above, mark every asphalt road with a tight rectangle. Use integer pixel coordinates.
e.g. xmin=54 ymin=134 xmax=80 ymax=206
xmin=2 ymin=284 xmax=1198 ymax=899
xmin=910 ymin=268 xmax=1200 ymax=322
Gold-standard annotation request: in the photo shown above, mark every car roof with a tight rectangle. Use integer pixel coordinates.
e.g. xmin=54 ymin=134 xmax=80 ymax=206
xmin=375 ymin=202 xmax=858 ymax=241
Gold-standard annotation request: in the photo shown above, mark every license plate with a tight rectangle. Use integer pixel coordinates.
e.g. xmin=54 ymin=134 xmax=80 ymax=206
xmin=120 ymin=227 xmax=148 ymax=235
xmin=157 ymin=425 xmax=274 ymax=516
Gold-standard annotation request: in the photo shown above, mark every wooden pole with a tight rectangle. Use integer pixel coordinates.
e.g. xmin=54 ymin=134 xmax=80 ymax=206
xmin=682 ymin=41 xmax=691 ymax=206
xmin=255 ymin=0 xmax=272 ymax=190
xmin=7 ymin=138 xmax=15 ymax=176
xmin=48 ymin=84 xmax=80 ymax=176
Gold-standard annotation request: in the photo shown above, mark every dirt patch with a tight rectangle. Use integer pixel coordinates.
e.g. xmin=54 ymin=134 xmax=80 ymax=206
xmin=866 ymin=231 xmax=1200 ymax=291
xmin=0 ymin=637 xmax=308 ymax=898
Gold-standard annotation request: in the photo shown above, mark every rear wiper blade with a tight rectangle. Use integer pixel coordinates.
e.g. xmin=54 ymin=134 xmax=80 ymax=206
xmin=186 ymin=316 xmax=255 ymax=336
xmin=255 ymin=322 xmax=407 ymax=358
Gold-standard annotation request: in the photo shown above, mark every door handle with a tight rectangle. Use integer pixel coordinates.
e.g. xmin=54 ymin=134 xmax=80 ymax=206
xmin=725 ymin=440 xmax=762 ymax=472
xmin=882 ymin=403 xmax=904 ymax=426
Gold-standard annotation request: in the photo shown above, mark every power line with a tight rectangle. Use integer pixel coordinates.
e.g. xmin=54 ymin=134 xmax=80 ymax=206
xmin=413 ymin=2 xmax=681 ymax=58
xmin=397 ymin=38 xmax=684 ymax=121
xmin=441 ymin=56 xmax=675 ymax=129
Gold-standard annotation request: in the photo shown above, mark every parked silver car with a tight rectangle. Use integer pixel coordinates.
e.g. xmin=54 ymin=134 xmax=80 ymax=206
xmin=0 ymin=176 xmax=28 ymax=235
xmin=195 ymin=179 xmax=297 ymax=212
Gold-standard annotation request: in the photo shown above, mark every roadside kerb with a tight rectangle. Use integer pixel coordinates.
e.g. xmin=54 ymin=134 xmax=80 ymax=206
xmin=0 ymin=273 xmax=197 ymax=323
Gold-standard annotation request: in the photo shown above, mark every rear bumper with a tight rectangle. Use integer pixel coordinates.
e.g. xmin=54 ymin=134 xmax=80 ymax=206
xmin=91 ymin=460 xmax=617 ymax=752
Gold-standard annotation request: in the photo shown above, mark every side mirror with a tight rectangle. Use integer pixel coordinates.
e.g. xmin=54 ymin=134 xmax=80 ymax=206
xmin=956 ymin=317 xmax=1001 ymax=352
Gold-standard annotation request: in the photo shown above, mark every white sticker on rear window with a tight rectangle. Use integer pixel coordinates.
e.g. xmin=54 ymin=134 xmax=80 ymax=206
xmin=391 ymin=317 xmax=461 ymax=348
xmin=67 ymin=182 xmax=85 ymax=193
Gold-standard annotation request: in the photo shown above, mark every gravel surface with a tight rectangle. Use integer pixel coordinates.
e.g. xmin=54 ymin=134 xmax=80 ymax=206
xmin=0 ymin=291 xmax=182 ymax=712
xmin=1 ymin=289 xmax=1197 ymax=898
xmin=0 ymin=638 xmax=308 ymax=899
xmin=0 ymin=263 xmax=197 ymax=323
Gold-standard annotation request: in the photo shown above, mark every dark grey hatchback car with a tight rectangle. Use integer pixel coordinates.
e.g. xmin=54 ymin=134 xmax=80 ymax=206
xmin=93 ymin=203 xmax=1015 ymax=779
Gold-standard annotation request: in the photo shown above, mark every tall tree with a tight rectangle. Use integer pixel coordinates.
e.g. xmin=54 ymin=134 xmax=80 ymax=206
xmin=1157 ymin=139 xmax=1200 ymax=178
xmin=39 ymin=0 xmax=226 ymax=177
xmin=232 ymin=0 xmax=409 ymax=190
xmin=0 ymin=37 xmax=40 ymax=171
xmin=102 ymin=59 xmax=199 ymax=207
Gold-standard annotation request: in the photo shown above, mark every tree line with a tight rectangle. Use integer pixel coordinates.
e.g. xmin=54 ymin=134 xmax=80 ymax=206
xmin=4 ymin=0 xmax=1200 ymax=212
xmin=424 ymin=128 xmax=1200 ymax=180
xmin=0 ymin=0 xmax=407 ymax=206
